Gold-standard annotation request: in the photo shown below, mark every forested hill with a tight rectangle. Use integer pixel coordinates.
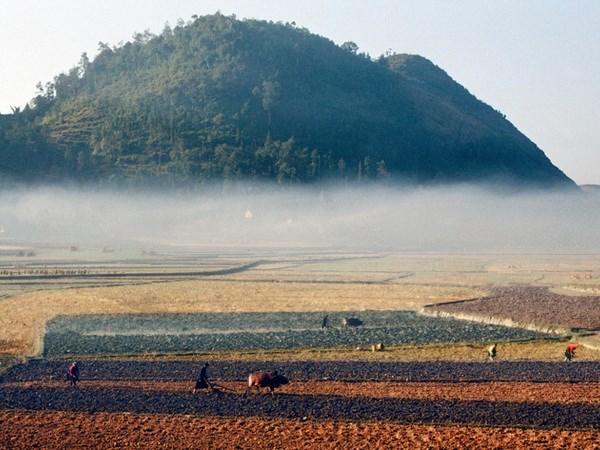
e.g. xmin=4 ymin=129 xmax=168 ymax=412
xmin=0 ymin=13 xmax=576 ymax=188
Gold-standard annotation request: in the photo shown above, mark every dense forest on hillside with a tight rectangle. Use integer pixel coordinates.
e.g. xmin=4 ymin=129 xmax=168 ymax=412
xmin=0 ymin=13 xmax=575 ymax=188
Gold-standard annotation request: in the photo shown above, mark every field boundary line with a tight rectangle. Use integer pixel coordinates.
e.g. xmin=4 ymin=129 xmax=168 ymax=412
xmin=0 ymin=260 xmax=267 ymax=281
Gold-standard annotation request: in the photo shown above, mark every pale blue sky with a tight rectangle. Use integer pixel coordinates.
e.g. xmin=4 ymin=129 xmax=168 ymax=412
xmin=1 ymin=0 xmax=598 ymax=184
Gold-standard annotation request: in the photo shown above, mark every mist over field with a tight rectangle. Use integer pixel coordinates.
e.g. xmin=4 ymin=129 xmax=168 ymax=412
xmin=0 ymin=184 xmax=598 ymax=252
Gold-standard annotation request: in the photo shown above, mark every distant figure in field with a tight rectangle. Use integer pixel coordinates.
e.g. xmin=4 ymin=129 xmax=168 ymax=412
xmin=67 ymin=362 xmax=80 ymax=386
xmin=372 ymin=343 xmax=385 ymax=352
xmin=487 ymin=343 xmax=497 ymax=361
xmin=564 ymin=343 xmax=579 ymax=362
xmin=321 ymin=314 xmax=329 ymax=328
xmin=342 ymin=317 xmax=363 ymax=327
xmin=193 ymin=362 xmax=213 ymax=393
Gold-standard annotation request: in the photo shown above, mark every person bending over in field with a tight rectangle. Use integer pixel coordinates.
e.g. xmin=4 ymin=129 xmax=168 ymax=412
xmin=564 ymin=344 xmax=578 ymax=362
xmin=67 ymin=362 xmax=80 ymax=386
xmin=487 ymin=343 xmax=497 ymax=361
xmin=193 ymin=362 xmax=214 ymax=393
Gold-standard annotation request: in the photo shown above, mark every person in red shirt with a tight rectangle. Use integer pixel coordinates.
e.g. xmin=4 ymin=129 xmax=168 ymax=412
xmin=68 ymin=362 xmax=80 ymax=386
xmin=565 ymin=344 xmax=579 ymax=362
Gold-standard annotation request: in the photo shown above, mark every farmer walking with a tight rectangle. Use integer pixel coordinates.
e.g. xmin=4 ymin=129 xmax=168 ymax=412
xmin=193 ymin=362 xmax=214 ymax=393
xmin=68 ymin=362 xmax=80 ymax=386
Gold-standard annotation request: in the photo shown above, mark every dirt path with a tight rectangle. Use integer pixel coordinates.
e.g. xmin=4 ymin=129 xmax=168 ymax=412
xmin=1 ymin=260 xmax=266 ymax=282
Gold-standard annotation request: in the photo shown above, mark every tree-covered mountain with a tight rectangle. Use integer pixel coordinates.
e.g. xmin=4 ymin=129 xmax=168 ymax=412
xmin=0 ymin=13 xmax=576 ymax=188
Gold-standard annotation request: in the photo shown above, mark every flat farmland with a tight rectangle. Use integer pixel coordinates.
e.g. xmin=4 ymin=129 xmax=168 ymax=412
xmin=2 ymin=249 xmax=599 ymax=358
xmin=2 ymin=249 xmax=600 ymax=449
xmin=1 ymin=359 xmax=599 ymax=449
xmin=0 ymin=250 xmax=491 ymax=357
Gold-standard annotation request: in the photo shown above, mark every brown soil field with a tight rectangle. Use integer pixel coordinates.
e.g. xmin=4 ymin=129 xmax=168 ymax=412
xmin=1 ymin=410 xmax=598 ymax=450
xmin=429 ymin=285 xmax=600 ymax=329
xmin=4 ymin=380 xmax=599 ymax=405
xmin=3 ymin=357 xmax=600 ymax=449
xmin=3 ymin=360 xmax=599 ymax=428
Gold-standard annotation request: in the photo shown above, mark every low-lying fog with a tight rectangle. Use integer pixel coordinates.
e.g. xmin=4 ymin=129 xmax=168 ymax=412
xmin=0 ymin=183 xmax=598 ymax=252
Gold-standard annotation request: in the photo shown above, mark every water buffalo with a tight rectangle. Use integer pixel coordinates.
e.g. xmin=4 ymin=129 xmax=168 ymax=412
xmin=342 ymin=317 xmax=363 ymax=327
xmin=247 ymin=371 xmax=289 ymax=394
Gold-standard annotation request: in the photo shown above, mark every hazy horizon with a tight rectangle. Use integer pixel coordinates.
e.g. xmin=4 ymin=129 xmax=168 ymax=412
xmin=1 ymin=183 xmax=598 ymax=254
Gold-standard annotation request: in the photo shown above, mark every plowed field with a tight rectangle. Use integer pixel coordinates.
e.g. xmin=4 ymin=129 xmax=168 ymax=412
xmin=1 ymin=359 xmax=599 ymax=449
xmin=428 ymin=285 xmax=600 ymax=329
xmin=1 ymin=410 xmax=599 ymax=450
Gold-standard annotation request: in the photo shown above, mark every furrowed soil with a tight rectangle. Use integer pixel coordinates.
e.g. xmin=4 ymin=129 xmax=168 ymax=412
xmin=2 ymin=360 xmax=599 ymax=433
xmin=428 ymin=286 xmax=600 ymax=329
xmin=1 ymin=410 xmax=599 ymax=450
xmin=2 ymin=252 xmax=600 ymax=448
xmin=4 ymin=380 xmax=600 ymax=405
